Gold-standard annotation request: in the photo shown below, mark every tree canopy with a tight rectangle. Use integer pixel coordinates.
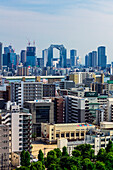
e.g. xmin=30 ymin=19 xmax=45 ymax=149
xmin=17 ymin=140 xmax=113 ymax=170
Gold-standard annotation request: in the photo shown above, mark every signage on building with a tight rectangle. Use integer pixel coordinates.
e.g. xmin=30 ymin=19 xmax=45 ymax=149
xmin=84 ymin=92 xmax=98 ymax=97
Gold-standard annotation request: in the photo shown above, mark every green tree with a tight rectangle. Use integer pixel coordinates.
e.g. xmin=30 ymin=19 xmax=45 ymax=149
xmin=20 ymin=150 xmax=26 ymax=166
xmin=30 ymin=165 xmax=37 ymax=170
xmin=72 ymin=149 xmax=81 ymax=158
xmin=106 ymin=140 xmax=113 ymax=153
xmin=97 ymin=148 xmax=106 ymax=162
xmin=60 ymin=156 xmax=72 ymax=170
xmin=105 ymin=152 xmax=113 ymax=170
xmin=25 ymin=151 xmax=30 ymax=167
xmin=31 ymin=161 xmax=45 ymax=170
xmin=38 ymin=149 xmax=44 ymax=163
xmin=82 ymin=158 xmax=94 ymax=170
xmin=70 ymin=165 xmax=77 ymax=170
xmin=47 ymin=150 xmax=57 ymax=168
xmin=54 ymin=148 xmax=62 ymax=158
xmin=48 ymin=164 xmax=56 ymax=170
xmin=75 ymin=144 xmax=94 ymax=159
xmin=95 ymin=161 xmax=106 ymax=170
xmin=70 ymin=157 xmax=82 ymax=170
xmin=60 ymin=156 xmax=82 ymax=170
xmin=62 ymin=146 xmax=69 ymax=157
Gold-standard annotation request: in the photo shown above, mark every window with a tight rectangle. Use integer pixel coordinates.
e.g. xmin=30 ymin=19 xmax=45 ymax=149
xmin=76 ymin=133 xmax=79 ymax=137
xmin=66 ymin=133 xmax=69 ymax=137
xmin=61 ymin=133 xmax=64 ymax=137
xmin=101 ymin=144 xmax=105 ymax=147
xmin=81 ymin=133 xmax=84 ymax=136
xmin=71 ymin=133 xmax=74 ymax=137
xmin=52 ymin=137 xmax=53 ymax=139
xmin=56 ymin=134 xmax=59 ymax=138
xmin=51 ymin=129 xmax=54 ymax=131
xmin=106 ymin=138 xmax=110 ymax=141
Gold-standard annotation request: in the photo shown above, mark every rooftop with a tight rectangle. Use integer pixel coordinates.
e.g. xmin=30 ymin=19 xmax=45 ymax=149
xmin=45 ymin=123 xmax=95 ymax=127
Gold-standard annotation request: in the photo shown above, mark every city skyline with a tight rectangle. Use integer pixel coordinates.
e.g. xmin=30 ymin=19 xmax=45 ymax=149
xmin=0 ymin=0 xmax=113 ymax=63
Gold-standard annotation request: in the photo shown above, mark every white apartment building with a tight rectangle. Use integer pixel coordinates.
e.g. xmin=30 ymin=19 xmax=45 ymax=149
xmin=65 ymin=95 xmax=86 ymax=123
xmin=2 ymin=102 xmax=32 ymax=154
xmin=11 ymin=81 xmax=43 ymax=107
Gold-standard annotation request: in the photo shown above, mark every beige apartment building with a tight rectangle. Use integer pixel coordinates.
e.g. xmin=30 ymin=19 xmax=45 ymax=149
xmin=41 ymin=123 xmax=95 ymax=144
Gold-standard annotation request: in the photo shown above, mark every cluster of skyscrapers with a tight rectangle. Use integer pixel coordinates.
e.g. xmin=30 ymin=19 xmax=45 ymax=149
xmin=85 ymin=46 xmax=107 ymax=69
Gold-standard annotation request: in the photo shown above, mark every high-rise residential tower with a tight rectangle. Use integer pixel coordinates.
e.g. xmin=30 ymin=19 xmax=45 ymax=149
xmin=21 ymin=50 xmax=26 ymax=65
xmin=11 ymin=81 xmax=43 ymax=107
xmin=3 ymin=45 xmax=17 ymax=69
xmin=85 ymin=55 xmax=89 ymax=67
xmin=26 ymin=46 xmax=36 ymax=67
xmin=98 ymin=46 xmax=107 ymax=69
xmin=89 ymin=52 xmax=92 ymax=67
xmin=42 ymin=49 xmax=48 ymax=67
xmin=0 ymin=42 xmax=2 ymax=70
xmin=70 ymin=49 xmax=77 ymax=67
xmin=92 ymin=51 xmax=97 ymax=67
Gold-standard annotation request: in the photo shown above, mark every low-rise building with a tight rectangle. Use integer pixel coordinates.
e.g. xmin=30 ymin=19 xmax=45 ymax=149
xmin=41 ymin=123 xmax=95 ymax=144
xmin=57 ymin=122 xmax=113 ymax=155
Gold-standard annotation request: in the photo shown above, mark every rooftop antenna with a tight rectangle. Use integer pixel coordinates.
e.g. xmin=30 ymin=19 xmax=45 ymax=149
xmin=33 ymin=40 xmax=35 ymax=46
xmin=28 ymin=40 xmax=30 ymax=46
xmin=26 ymin=38 xmax=30 ymax=46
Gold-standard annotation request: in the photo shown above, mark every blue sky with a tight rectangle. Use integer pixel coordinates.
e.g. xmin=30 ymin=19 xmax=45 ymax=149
xmin=0 ymin=0 xmax=113 ymax=63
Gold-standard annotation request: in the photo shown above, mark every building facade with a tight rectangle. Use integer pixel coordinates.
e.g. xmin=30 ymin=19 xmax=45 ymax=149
xmin=25 ymin=99 xmax=54 ymax=137
xmin=65 ymin=95 xmax=86 ymax=123
xmin=41 ymin=123 xmax=95 ymax=144
xmin=0 ymin=42 xmax=2 ymax=70
xmin=98 ymin=46 xmax=107 ymax=69
xmin=11 ymin=81 xmax=43 ymax=107
xmin=70 ymin=49 xmax=77 ymax=67
xmin=59 ymin=81 xmax=75 ymax=89
xmin=0 ymin=124 xmax=9 ymax=170
xmin=43 ymin=84 xmax=55 ymax=97
xmin=2 ymin=102 xmax=32 ymax=154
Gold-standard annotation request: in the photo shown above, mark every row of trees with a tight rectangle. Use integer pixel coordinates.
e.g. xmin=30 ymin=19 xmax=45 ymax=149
xmin=17 ymin=140 xmax=113 ymax=170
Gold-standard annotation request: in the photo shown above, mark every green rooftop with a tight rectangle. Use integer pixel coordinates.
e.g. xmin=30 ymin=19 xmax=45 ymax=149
xmin=89 ymin=103 xmax=100 ymax=105
xmin=107 ymin=80 xmax=113 ymax=84
xmin=97 ymin=96 xmax=108 ymax=99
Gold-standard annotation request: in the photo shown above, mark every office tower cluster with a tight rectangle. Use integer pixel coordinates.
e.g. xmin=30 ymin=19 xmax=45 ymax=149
xmin=0 ymin=41 xmax=110 ymax=78
xmin=85 ymin=46 xmax=107 ymax=69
